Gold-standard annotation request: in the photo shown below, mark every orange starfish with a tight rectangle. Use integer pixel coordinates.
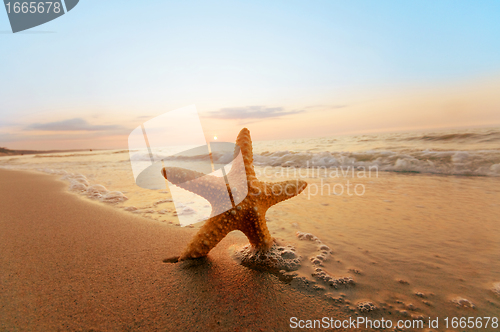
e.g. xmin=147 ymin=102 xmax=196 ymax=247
xmin=162 ymin=128 xmax=307 ymax=261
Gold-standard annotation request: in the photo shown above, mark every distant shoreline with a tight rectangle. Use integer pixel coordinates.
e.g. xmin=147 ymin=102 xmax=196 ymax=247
xmin=0 ymin=147 xmax=104 ymax=157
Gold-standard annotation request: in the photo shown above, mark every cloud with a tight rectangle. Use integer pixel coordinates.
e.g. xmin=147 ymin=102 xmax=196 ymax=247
xmin=207 ymin=106 xmax=305 ymax=120
xmin=305 ymin=104 xmax=348 ymax=110
xmin=27 ymin=118 xmax=125 ymax=132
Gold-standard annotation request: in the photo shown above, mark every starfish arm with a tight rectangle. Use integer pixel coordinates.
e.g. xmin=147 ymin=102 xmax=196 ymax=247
xmin=179 ymin=214 xmax=235 ymax=260
xmin=161 ymin=167 xmax=227 ymax=202
xmin=261 ymin=179 xmax=308 ymax=208
xmin=228 ymin=128 xmax=256 ymax=180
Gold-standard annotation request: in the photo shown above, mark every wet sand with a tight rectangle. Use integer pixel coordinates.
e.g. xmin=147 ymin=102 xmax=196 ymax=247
xmin=0 ymin=169 xmax=350 ymax=331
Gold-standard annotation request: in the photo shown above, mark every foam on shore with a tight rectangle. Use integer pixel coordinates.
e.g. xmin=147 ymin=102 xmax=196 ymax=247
xmin=29 ymin=167 xmax=186 ymax=225
xmin=235 ymin=242 xmax=301 ymax=271
xmin=58 ymin=171 xmax=129 ymax=203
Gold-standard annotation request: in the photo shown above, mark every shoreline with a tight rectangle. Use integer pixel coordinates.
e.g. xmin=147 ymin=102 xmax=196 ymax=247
xmin=0 ymin=147 xmax=105 ymax=157
xmin=0 ymin=169 xmax=350 ymax=331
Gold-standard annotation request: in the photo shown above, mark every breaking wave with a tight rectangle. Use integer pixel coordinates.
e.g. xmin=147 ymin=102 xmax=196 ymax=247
xmin=390 ymin=130 xmax=500 ymax=143
xmin=252 ymin=149 xmax=500 ymax=177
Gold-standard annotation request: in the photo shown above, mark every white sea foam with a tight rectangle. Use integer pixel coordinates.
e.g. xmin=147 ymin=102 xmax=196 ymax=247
xmin=86 ymin=184 xmax=108 ymax=198
xmin=69 ymin=181 xmax=87 ymax=192
xmin=99 ymin=191 xmax=128 ymax=203
xmin=173 ymin=205 xmax=197 ymax=216
xmin=250 ymin=149 xmax=500 ymax=177
xmin=52 ymin=170 xmax=129 ymax=203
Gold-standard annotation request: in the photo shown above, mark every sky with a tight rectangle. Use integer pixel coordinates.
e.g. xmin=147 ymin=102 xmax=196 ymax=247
xmin=1 ymin=0 xmax=500 ymax=149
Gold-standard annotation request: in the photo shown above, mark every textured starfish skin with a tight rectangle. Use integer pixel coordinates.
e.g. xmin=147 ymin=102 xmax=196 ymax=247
xmin=162 ymin=128 xmax=307 ymax=260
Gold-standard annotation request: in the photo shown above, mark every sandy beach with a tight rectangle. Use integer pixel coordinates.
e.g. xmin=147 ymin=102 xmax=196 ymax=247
xmin=0 ymin=169 xmax=351 ymax=331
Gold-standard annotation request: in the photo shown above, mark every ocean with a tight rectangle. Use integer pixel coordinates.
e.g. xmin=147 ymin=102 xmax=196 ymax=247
xmin=1 ymin=126 xmax=500 ymax=328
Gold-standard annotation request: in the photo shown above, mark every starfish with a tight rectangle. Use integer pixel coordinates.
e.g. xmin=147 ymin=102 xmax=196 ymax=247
xmin=161 ymin=128 xmax=307 ymax=261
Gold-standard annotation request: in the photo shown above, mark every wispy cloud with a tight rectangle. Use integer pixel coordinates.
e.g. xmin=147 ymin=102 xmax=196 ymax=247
xmin=27 ymin=118 xmax=125 ymax=132
xmin=304 ymin=104 xmax=348 ymax=110
xmin=208 ymin=106 xmax=305 ymax=120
